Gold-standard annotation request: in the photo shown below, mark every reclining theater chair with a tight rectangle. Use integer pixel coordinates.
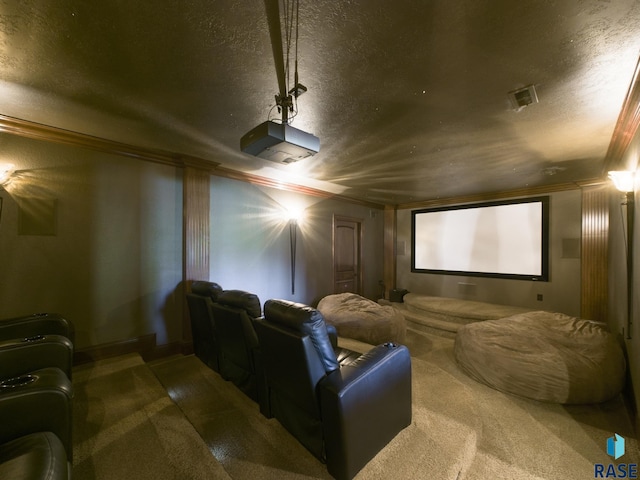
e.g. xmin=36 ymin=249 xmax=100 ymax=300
xmin=210 ymin=290 xmax=267 ymax=414
xmin=0 ymin=313 xmax=75 ymax=345
xmin=0 ymin=367 xmax=73 ymax=479
xmin=0 ymin=313 xmax=75 ymax=479
xmin=186 ymin=281 xmax=224 ymax=372
xmin=253 ymin=299 xmax=412 ymax=480
xmin=0 ymin=313 xmax=74 ymax=380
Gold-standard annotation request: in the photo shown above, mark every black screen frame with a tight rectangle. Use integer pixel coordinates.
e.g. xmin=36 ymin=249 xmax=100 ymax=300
xmin=411 ymin=196 xmax=549 ymax=281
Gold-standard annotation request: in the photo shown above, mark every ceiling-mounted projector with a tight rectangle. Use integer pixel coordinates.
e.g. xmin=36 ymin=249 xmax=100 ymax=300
xmin=240 ymin=121 xmax=319 ymax=164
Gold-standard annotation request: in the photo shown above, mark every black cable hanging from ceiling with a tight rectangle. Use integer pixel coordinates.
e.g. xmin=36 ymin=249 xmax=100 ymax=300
xmin=264 ymin=0 xmax=304 ymax=125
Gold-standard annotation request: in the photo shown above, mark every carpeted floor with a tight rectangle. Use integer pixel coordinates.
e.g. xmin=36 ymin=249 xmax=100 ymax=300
xmin=74 ymin=328 xmax=639 ymax=479
xmin=72 ymin=354 xmax=231 ymax=479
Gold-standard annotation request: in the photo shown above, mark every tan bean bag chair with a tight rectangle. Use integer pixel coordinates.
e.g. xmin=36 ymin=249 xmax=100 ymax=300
xmin=317 ymin=293 xmax=406 ymax=345
xmin=454 ymin=311 xmax=626 ymax=404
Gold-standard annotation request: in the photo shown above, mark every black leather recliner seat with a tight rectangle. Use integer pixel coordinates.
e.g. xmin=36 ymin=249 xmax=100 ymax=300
xmin=0 ymin=431 xmax=69 ymax=479
xmin=0 ymin=314 xmax=74 ymax=478
xmin=253 ymin=299 xmax=412 ymax=480
xmin=0 ymin=313 xmax=74 ymax=381
xmin=210 ymin=289 xmax=268 ymax=414
xmin=0 ymin=334 xmax=74 ymax=380
xmin=186 ymin=281 xmax=224 ymax=372
xmin=0 ymin=313 xmax=75 ymax=379
xmin=0 ymin=313 xmax=75 ymax=345
xmin=0 ymin=367 xmax=73 ymax=479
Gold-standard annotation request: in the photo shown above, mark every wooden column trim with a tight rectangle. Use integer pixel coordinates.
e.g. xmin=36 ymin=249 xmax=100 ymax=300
xmin=183 ymin=166 xmax=210 ymax=283
xmin=383 ymin=205 xmax=397 ymax=299
xmin=182 ymin=164 xmax=211 ymax=348
xmin=581 ymin=184 xmax=609 ymax=322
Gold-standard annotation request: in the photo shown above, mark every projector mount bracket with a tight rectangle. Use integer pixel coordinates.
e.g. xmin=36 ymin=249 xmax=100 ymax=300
xmin=265 ymin=0 xmax=306 ymax=125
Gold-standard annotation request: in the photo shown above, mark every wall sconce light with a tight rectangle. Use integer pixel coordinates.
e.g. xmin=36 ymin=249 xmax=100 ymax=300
xmin=608 ymin=170 xmax=635 ymax=193
xmin=609 ymin=170 xmax=635 ymax=340
xmin=0 ymin=163 xmax=15 ymax=186
xmin=289 ymin=217 xmax=298 ymax=295
xmin=285 ymin=206 xmax=305 ymax=295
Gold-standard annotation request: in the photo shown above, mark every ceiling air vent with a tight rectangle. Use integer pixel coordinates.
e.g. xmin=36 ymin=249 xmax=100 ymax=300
xmin=508 ymin=84 xmax=538 ymax=111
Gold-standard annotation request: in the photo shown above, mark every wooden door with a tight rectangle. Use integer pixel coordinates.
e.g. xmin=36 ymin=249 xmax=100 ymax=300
xmin=333 ymin=216 xmax=362 ymax=294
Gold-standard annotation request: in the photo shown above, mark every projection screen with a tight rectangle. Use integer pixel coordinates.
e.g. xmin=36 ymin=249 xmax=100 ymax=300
xmin=411 ymin=197 xmax=549 ymax=281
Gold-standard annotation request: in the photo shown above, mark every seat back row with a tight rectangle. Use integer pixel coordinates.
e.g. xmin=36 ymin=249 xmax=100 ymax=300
xmin=0 ymin=313 xmax=74 ymax=480
xmin=186 ymin=281 xmax=412 ymax=480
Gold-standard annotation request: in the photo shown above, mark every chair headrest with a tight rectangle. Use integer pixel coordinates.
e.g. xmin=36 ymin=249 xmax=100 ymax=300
xmin=264 ymin=299 xmax=324 ymax=331
xmin=264 ymin=299 xmax=339 ymax=373
xmin=217 ymin=290 xmax=262 ymax=318
xmin=190 ymin=281 xmax=223 ymax=301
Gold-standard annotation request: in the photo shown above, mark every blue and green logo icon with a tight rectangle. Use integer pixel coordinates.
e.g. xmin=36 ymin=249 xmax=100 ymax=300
xmin=595 ymin=433 xmax=637 ymax=478
xmin=608 ymin=434 xmax=626 ymax=460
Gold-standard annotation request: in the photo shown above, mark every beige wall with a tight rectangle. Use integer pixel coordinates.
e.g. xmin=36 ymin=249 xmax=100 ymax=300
xmin=0 ymin=133 xmax=385 ymax=351
xmin=0 ymin=134 xmax=184 ymax=350
xmin=209 ymin=176 xmax=385 ymax=306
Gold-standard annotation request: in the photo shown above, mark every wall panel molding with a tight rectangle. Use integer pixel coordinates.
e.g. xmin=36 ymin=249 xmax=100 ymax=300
xmin=182 ymin=166 xmax=211 ymax=346
xmin=183 ymin=166 xmax=210 ymax=283
xmin=581 ymin=184 xmax=609 ymax=321
xmin=383 ymin=205 xmax=397 ymax=299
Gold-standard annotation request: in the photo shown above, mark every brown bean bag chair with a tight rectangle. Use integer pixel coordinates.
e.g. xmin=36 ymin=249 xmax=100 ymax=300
xmin=317 ymin=293 xmax=406 ymax=345
xmin=454 ymin=311 xmax=626 ymax=404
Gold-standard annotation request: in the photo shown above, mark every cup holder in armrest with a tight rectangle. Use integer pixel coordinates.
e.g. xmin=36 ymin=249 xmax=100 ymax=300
xmin=0 ymin=374 xmax=38 ymax=388
xmin=21 ymin=335 xmax=46 ymax=343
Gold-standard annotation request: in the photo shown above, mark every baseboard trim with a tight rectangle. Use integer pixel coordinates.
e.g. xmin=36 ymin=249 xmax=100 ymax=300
xmin=146 ymin=341 xmax=186 ymax=362
xmin=74 ymin=334 xmax=187 ymax=365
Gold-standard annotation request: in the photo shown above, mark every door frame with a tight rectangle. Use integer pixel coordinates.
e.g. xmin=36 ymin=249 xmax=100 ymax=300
xmin=332 ymin=214 xmax=364 ymax=295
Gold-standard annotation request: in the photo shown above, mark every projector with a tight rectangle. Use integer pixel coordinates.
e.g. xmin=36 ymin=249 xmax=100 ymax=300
xmin=240 ymin=121 xmax=319 ymax=164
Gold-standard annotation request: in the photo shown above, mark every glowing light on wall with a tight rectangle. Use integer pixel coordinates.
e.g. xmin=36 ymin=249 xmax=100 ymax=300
xmin=0 ymin=163 xmax=15 ymax=186
xmin=608 ymin=170 xmax=635 ymax=193
xmin=609 ymin=170 xmax=636 ymax=339
xmin=285 ymin=205 xmax=306 ymax=295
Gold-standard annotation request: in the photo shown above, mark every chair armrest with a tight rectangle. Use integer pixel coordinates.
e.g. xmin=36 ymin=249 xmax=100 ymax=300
xmin=0 ymin=432 xmax=70 ymax=479
xmin=326 ymin=324 xmax=338 ymax=349
xmin=0 ymin=335 xmax=74 ymax=380
xmin=0 ymin=367 xmax=73 ymax=462
xmin=318 ymin=343 xmax=412 ymax=480
xmin=0 ymin=314 xmax=74 ymax=344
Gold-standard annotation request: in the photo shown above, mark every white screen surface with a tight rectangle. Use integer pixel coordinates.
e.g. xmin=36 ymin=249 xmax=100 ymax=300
xmin=412 ymin=198 xmax=547 ymax=279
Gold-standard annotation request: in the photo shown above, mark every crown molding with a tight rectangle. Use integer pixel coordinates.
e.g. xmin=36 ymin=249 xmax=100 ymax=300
xmin=0 ymin=114 xmax=385 ymax=208
xmin=0 ymin=114 xmax=220 ymax=170
xmin=212 ymin=166 xmax=385 ymax=209
xmin=396 ymin=180 xmax=594 ymax=210
xmin=603 ymin=55 xmax=640 ymax=173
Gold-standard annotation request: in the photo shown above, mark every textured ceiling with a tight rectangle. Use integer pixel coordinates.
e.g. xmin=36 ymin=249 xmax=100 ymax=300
xmin=1 ymin=0 xmax=640 ymax=204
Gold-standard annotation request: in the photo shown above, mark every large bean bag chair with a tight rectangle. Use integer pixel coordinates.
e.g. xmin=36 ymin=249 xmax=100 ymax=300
xmin=454 ymin=311 xmax=626 ymax=404
xmin=403 ymin=293 xmax=531 ymax=325
xmin=317 ymin=293 xmax=406 ymax=345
